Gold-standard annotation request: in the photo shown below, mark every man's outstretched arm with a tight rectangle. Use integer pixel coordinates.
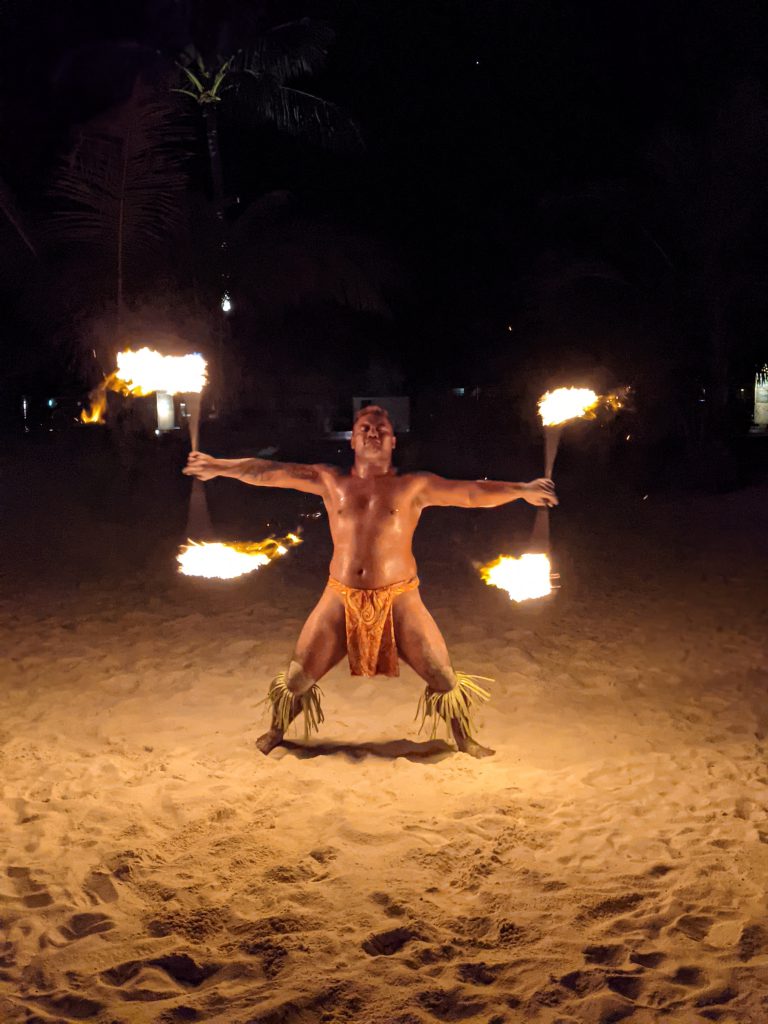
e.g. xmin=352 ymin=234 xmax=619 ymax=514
xmin=417 ymin=473 xmax=557 ymax=509
xmin=183 ymin=451 xmax=334 ymax=497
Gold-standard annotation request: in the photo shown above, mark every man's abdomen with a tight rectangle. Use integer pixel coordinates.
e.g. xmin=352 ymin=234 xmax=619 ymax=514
xmin=328 ymin=518 xmax=418 ymax=589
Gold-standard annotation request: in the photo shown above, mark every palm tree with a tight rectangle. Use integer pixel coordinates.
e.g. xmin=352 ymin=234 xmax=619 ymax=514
xmin=173 ymin=18 xmax=360 ymax=308
xmin=50 ymin=80 xmax=190 ymax=325
xmin=0 ymin=172 xmax=36 ymax=257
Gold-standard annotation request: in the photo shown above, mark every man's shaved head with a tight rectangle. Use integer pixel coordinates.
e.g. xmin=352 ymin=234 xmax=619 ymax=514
xmin=354 ymin=404 xmax=392 ymax=427
xmin=350 ymin=404 xmax=396 ymax=462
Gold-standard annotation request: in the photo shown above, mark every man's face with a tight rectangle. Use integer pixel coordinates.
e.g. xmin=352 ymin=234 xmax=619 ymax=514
xmin=351 ymin=413 xmax=396 ymax=460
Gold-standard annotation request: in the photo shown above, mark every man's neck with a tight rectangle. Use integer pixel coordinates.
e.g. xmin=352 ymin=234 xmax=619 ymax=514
xmin=351 ymin=458 xmax=395 ymax=479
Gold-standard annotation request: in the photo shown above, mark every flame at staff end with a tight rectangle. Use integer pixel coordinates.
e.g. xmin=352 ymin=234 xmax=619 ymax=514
xmin=480 ymin=552 xmax=554 ymax=603
xmin=80 ymin=349 xmax=208 ymax=424
xmin=538 ymin=387 xmax=598 ymax=427
xmin=177 ymin=532 xmax=302 ymax=580
xmin=115 ymin=348 xmax=207 ymax=396
xmin=538 ymin=385 xmax=630 ymax=427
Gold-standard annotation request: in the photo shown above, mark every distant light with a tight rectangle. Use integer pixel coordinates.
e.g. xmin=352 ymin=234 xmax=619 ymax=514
xmin=475 ymin=60 xmax=480 ymax=65
xmin=221 ymin=292 xmax=232 ymax=313
xmin=453 ymin=387 xmax=465 ymax=397
xmin=47 ymin=398 xmax=57 ymax=408
xmin=507 ymin=325 xmax=513 ymax=331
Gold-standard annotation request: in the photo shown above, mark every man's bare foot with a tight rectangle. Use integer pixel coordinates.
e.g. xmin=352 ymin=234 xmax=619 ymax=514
xmin=451 ymin=722 xmax=495 ymax=758
xmin=255 ymin=728 xmax=284 ymax=755
xmin=456 ymin=737 xmax=496 ymax=758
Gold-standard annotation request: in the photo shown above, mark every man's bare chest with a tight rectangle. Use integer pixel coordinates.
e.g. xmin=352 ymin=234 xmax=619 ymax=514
xmin=327 ymin=477 xmax=417 ymax=524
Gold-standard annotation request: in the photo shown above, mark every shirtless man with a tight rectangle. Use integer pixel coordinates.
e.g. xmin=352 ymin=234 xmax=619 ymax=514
xmin=184 ymin=405 xmax=557 ymax=758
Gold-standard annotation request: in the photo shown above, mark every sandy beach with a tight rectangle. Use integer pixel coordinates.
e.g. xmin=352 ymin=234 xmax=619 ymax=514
xmin=1 ymin=454 xmax=767 ymax=1024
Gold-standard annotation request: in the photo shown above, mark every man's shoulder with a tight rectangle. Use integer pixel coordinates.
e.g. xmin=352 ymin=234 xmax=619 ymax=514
xmin=395 ymin=470 xmax=436 ymax=489
xmin=402 ymin=470 xmax=440 ymax=483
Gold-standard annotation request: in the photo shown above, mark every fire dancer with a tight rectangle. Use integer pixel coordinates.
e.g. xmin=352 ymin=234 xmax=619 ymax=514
xmin=183 ymin=406 xmax=557 ymax=758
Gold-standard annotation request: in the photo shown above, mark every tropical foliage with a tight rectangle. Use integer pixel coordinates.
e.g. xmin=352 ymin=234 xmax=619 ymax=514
xmin=0 ymin=171 xmax=36 ymax=256
xmin=50 ymin=81 xmax=190 ymax=319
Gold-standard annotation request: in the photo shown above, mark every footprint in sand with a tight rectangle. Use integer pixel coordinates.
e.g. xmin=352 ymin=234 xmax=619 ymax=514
xmin=456 ymin=961 xmax=499 ymax=985
xmin=672 ymin=914 xmax=714 ymax=941
xmin=84 ymin=869 xmax=118 ymax=904
xmin=30 ymin=993 xmax=104 ymax=1019
xmin=646 ymin=863 xmax=675 ymax=878
xmin=580 ymin=892 xmax=646 ymax=923
xmin=362 ymin=927 xmax=418 ymax=956
xmin=6 ymin=866 xmax=53 ymax=908
xmin=369 ymin=891 xmax=406 ymax=918
xmin=308 ymin=846 xmax=338 ymax=864
xmin=670 ymin=965 xmax=708 ymax=986
xmin=59 ymin=912 xmax=115 ymax=941
xmin=101 ymin=953 xmax=220 ymax=991
xmin=583 ymin=944 xmax=626 ymax=966
xmin=629 ymin=950 xmax=666 ymax=968
xmin=417 ymin=987 xmax=486 ymax=1020
xmin=695 ymin=984 xmax=738 ymax=1008
xmin=738 ymin=922 xmax=768 ymax=961
xmin=606 ymin=974 xmax=644 ymax=1000
xmin=155 ymin=1007 xmax=201 ymax=1023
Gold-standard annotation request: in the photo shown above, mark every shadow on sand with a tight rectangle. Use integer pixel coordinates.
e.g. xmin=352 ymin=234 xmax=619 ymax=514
xmin=279 ymin=737 xmax=456 ymax=763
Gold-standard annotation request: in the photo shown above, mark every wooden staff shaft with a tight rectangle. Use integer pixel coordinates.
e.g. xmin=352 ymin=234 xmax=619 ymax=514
xmin=530 ymin=425 xmax=562 ymax=552
xmin=544 ymin=425 xmax=562 ymax=478
xmin=187 ymin=392 xmax=201 ymax=451
xmin=184 ymin=392 xmax=212 ymax=540
xmin=530 ymin=506 xmax=550 ymax=550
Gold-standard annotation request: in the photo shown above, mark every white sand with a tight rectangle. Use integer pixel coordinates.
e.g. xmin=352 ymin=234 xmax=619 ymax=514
xmin=1 ymin=485 xmax=767 ymax=1023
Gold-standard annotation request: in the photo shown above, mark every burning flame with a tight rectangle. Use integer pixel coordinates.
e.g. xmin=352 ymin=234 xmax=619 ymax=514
xmin=480 ymin=552 xmax=553 ymax=602
xmin=537 ymin=386 xmax=630 ymax=427
xmin=80 ymin=394 xmax=107 ymax=424
xmin=115 ymin=349 xmax=207 ymax=396
xmin=177 ymin=532 xmax=302 ymax=580
xmin=538 ymin=388 xmax=599 ymax=426
xmin=81 ymin=348 xmax=208 ymax=424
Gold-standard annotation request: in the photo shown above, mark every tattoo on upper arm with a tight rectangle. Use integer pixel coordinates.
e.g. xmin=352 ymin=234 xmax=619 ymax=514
xmin=253 ymin=461 xmax=323 ymax=487
xmin=246 ymin=460 xmax=313 ymax=481
xmin=289 ymin=464 xmax=321 ymax=481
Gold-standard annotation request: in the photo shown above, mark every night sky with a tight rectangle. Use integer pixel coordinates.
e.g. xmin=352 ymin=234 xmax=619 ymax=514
xmin=2 ymin=0 xmax=768 ymax=399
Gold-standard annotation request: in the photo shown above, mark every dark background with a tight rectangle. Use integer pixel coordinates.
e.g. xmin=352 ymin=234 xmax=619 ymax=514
xmin=1 ymin=0 xmax=767 ymax=491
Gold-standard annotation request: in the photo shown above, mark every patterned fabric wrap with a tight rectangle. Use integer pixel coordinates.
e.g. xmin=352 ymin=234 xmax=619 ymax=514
xmin=327 ymin=576 xmax=420 ymax=677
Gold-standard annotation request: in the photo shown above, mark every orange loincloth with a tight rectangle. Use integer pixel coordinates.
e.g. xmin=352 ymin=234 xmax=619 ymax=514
xmin=327 ymin=576 xmax=419 ymax=677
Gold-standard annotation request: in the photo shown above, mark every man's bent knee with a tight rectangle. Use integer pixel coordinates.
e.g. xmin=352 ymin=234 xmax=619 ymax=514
xmin=285 ymin=659 xmax=317 ymax=696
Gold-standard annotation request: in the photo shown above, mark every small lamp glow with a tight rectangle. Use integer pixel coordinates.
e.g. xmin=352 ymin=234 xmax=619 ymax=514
xmin=221 ymin=292 xmax=232 ymax=314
